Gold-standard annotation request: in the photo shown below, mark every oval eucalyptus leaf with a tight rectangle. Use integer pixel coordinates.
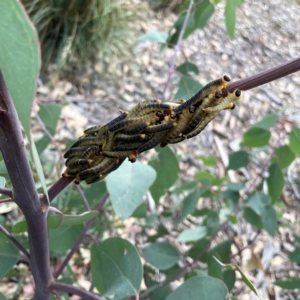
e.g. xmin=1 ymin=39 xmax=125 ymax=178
xmin=227 ymin=150 xmax=250 ymax=170
xmin=240 ymin=127 xmax=270 ymax=148
xmin=139 ymin=31 xmax=168 ymax=44
xmin=149 ymin=147 xmax=179 ymax=203
xmin=166 ymin=276 xmax=229 ymax=300
xmin=253 ymin=113 xmax=279 ymax=130
xmin=142 ymin=242 xmax=180 ymax=271
xmin=177 ymin=226 xmax=207 ymax=243
xmin=0 ymin=1 xmax=40 ymax=137
xmin=0 ymin=234 xmax=19 ymax=281
xmin=176 ymin=62 xmax=199 ymax=77
xmin=106 ymin=160 xmax=156 ymax=220
xmin=289 ymin=127 xmax=300 ymax=155
xmin=272 ymin=145 xmax=295 ymax=169
xmin=49 ymin=225 xmax=83 ymax=256
xmin=274 ymin=278 xmax=300 ymax=290
xmin=0 ymin=177 xmax=5 ymax=188
xmin=225 ymin=0 xmax=237 ymax=39
xmin=36 ymin=104 xmax=62 ymax=154
xmin=174 ymin=77 xmax=202 ymax=100
xmin=267 ymin=163 xmax=284 ymax=204
xmin=91 ymin=237 xmax=142 ymax=300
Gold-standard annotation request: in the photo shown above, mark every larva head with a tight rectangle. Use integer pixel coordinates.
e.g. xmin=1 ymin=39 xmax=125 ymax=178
xmin=233 ymin=89 xmax=243 ymax=102
xmin=223 ymin=75 xmax=231 ymax=82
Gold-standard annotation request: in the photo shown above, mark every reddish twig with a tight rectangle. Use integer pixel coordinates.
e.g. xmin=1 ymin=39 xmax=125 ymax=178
xmin=161 ymin=0 xmax=194 ymax=99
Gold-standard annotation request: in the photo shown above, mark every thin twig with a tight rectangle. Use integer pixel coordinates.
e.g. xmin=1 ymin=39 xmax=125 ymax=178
xmin=0 ymin=197 xmax=13 ymax=203
xmin=53 ymin=193 xmax=109 ymax=279
xmin=227 ymin=56 xmax=300 ymax=92
xmin=0 ymin=224 xmax=30 ymax=257
xmin=36 ymin=114 xmax=91 ymax=210
xmin=161 ymin=0 xmax=194 ymax=99
xmin=0 ymin=187 xmax=13 ymax=197
xmin=49 ymin=282 xmax=105 ymax=300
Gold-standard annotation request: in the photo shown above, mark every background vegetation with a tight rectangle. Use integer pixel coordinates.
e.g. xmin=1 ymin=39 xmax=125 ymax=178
xmin=0 ymin=0 xmax=299 ymax=299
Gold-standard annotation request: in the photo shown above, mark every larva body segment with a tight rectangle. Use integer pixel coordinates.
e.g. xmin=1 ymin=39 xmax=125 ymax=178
xmin=173 ymin=75 xmax=230 ymax=113
xmin=127 ymin=100 xmax=161 ymax=118
xmin=114 ymin=142 xmax=142 ymax=151
xmin=64 ymin=146 xmax=88 ymax=159
xmin=115 ymin=133 xmax=146 ymax=143
xmin=77 ymin=157 xmax=114 ymax=181
xmin=127 ymin=101 xmax=172 ymax=118
xmin=202 ymin=90 xmax=242 ymax=113
xmin=68 ymin=158 xmax=92 ymax=167
xmin=184 ymin=111 xmax=219 ymax=139
xmin=82 ymin=145 xmax=98 ymax=159
xmin=138 ymin=131 xmax=167 ymax=153
xmin=71 ymin=136 xmax=104 ymax=148
xmin=83 ymin=112 xmax=128 ymax=137
xmin=143 ymin=122 xmax=175 ymax=134
xmin=161 ymin=108 xmax=193 ymax=145
xmin=122 ymin=122 xmax=149 ymax=135
xmin=101 ymin=150 xmax=133 ymax=158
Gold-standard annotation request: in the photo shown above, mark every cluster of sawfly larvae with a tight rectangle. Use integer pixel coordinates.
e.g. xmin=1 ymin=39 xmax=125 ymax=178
xmin=63 ymin=75 xmax=242 ymax=184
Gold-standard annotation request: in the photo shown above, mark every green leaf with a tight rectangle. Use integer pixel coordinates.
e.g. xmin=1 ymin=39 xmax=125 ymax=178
xmin=289 ymin=248 xmax=300 ymax=263
xmin=0 ymin=161 xmax=8 ymax=175
xmin=213 ymin=257 xmax=264 ymax=300
xmin=0 ymin=293 xmax=7 ymax=300
xmin=174 ymin=77 xmax=202 ymax=100
xmin=149 ymin=147 xmax=179 ymax=203
xmin=30 ymin=135 xmax=49 ymax=202
xmin=227 ymin=150 xmax=250 ymax=170
xmin=197 ymin=155 xmax=217 ymax=166
xmin=225 ymin=182 xmax=246 ymax=191
xmin=107 ymin=160 xmax=156 ymax=220
xmin=223 ymin=270 xmax=236 ymax=292
xmin=289 ymin=127 xmax=300 ymax=155
xmin=240 ymin=128 xmax=270 ymax=148
xmin=36 ymin=104 xmax=62 ymax=154
xmin=293 ymin=234 xmax=300 ymax=245
xmin=0 ymin=177 xmax=5 ymax=188
xmin=177 ymin=226 xmax=207 ymax=243
xmin=166 ymin=276 xmax=228 ymax=300
xmin=84 ymin=181 xmax=107 ymax=209
xmin=246 ymin=192 xmax=270 ymax=215
xmin=139 ymin=31 xmax=168 ymax=44
xmin=178 ymin=188 xmax=201 ymax=223
xmin=267 ymin=163 xmax=284 ymax=203
xmin=272 ymin=145 xmax=295 ymax=169
xmin=176 ymin=62 xmax=199 ymax=77
xmin=207 ymin=254 xmax=223 ymax=280
xmin=49 ymin=225 xmax=83 ymax=257
xmin=261 ymin=206 xmax=277 ymax=236
xmin=225 ymin=0 xmax=237 ymax=39
xmin=0 ymin=1 xmax=40 ymax=137
xmin=150 ymin=285 xmax=170 ymax=300
xmin=194 ymin=171 xmax=222 ymax=187
xmin=91 ymin=237 xmax=142 ymax=300
xmin=274 ymin=278 xmax=300 ymax=290
xmin=253 ymin=113 xmax=279 ymax=130
xmin=142 ymin=242 xmax=180 ymax=271
xmin=183 ymin=0 xmax=215 ymax=39
xmin=243 ymin=207 xmax=263 ymax=229
xmin=0 ymin=233 xmax=19 ymax=281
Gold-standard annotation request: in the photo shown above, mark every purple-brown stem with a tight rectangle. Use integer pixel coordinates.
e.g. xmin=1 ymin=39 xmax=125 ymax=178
xmin=161 ymin=0 xmax=194 ymax=99
xmin=0 ymin=224 xmax=30 ymax=257
xmin=227 ymin=56 xmax=300 ymax=92
xmin=53 ymin=193 xmax=109 ymax=279
xmin=0 ymin=187 xmax=13 ymax=197
xmin=0 ymin=71 xmax=52 ymax=300
xmin=48 ymin=282 xmax=105 ymax=300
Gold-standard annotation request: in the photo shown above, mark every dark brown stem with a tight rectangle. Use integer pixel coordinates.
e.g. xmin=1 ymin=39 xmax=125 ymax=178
xmin=49 ymin=282 xmax=105 ymax=300
xmin=0 ymin=224 xmax=30 ymax=257
xmin=0 ymin=187 xmax=13 ymax=197
xmin=53 ymin=193 xmax=109 ymax=278
xmin=0 ymin=70 xmax=52 ymax=300
xmin=227 ymin=56 xmax=300 ymax=92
